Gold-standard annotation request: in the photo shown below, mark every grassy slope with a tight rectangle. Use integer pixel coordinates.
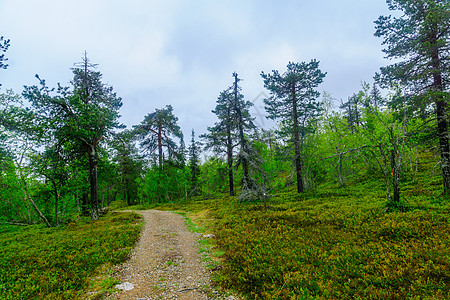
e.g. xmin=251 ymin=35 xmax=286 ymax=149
xmin=156 ymin=156 xmax=450 ymax=299
xmin=0 ymin=212 xmax=143 ymax=300
xmin=209 ymin=192 xmax=450 ymax=299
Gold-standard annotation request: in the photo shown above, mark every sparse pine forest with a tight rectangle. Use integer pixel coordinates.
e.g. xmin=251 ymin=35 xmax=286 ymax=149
xmin=0 ymin=1 xmax=449 ymax=299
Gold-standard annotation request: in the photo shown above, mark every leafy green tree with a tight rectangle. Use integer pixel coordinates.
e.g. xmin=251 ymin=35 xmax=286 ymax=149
xmin=375 ymin=0 xmax=450 ymax=193
xmin=71 ymin=54 xmax=123 ymax=220
xmin=188 ymin=129 xmax=201 ymax=195
xmin=203 ymin=74 xmax=256 ymax=198
xmin=0 ymin=90 xmax=53 ymax=226
xmin=134 ymin=105 xmax=183 ymax=168
xmin=262 ymin=60 xmax=326 ymax=193
xmin=0 ymin=90 xmax=20 ymax=161
xmin=0 ymin=92 xmax=32 ymax=224
xmin=23 ymin=53 xmax=123 ymax=220
xmin=138 ymin=163 xmax=189 ymax=203
xmin=360 ymin=88 xmax=408 ymax=205
xmin=134 ymin=105 xmax=185 ymax=203
xmin=30 ymin=146 xmax=68 ymax=225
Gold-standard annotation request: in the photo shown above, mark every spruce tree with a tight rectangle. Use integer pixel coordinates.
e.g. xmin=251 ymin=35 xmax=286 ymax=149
xmin=231 ymin=72 xmax=256 ymax=192
xmin=188 ymin=129 xmax=201 ymax=195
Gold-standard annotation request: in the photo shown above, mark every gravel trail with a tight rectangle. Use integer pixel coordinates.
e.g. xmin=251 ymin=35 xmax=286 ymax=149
xmin=106 ymin=210 xmax=220 ymax=300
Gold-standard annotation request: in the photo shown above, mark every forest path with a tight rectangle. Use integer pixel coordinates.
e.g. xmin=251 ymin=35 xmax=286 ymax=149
xmin=106 ymin=210 xmax=215 ymax=300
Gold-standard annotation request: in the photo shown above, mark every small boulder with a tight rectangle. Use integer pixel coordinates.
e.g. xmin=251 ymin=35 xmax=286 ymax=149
xmin=115 ymin=282 xmax=135 ymax=291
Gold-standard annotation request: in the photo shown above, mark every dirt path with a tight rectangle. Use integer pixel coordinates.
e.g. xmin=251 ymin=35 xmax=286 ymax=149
xmin=106 ymin=210 xmax=223 ymax=300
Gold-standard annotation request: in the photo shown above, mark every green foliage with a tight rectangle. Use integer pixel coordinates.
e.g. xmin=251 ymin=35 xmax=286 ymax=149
xmin=0 ymin=161 xmax=28 ymax=222
xmin=199 ymin=157 xmax=228 ymax=197
xmin=20 ymin=53 xmax=123 ymax=221
xmin=110 ymin=130 xmax=144 ymax=206
xmin=138 ymin=163 xmax=189 ymax=203
xmin=0 ymin=212 xmax=143 ymax=299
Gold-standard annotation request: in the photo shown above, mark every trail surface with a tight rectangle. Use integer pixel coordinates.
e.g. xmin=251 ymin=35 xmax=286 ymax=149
xmin=106 ymin=210 xmax=224 ymax=300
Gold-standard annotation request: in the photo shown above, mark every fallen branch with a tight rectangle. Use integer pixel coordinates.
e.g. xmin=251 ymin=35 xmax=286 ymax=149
xmin=177 ymin=287 xmax=206 ymax=293
xmin=0 ymin=221 xmax=30 ymax=226
xmin=321 ymin=145 xmax=372 ymax=160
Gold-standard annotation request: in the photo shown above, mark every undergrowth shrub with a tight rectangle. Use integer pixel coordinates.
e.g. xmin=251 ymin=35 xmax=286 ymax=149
xmin=206 ymin=190 xmax=450 ymax=299
xmin=0 ymin=212 xmax=143 ymax=300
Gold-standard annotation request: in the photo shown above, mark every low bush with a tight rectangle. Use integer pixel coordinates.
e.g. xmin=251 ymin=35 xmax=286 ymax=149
xmin=0 ymin=212 xmax=143 ymax=300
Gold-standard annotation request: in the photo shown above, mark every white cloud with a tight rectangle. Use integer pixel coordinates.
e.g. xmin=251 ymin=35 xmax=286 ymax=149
xmin=0 ymin=0 xmax=393 ymax=135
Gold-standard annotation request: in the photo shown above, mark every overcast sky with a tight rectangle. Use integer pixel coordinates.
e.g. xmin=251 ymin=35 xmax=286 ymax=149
xmin=0 ymin=0 xmax=392 ymax=137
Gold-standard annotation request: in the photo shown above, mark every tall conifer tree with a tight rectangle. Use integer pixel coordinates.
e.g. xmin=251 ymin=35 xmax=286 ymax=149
xmin=262 ymin=60 xmax=326 ymax=193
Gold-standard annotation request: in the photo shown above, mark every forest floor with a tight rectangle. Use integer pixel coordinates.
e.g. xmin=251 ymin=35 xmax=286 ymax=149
xmin=105 ymin=210 xmax=234 ymax=300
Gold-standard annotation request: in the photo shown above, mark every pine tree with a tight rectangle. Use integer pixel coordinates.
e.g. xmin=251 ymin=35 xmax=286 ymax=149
xmin=134 ymin=105 xmax=183 ymax=168
xmin=262 ymin=60 xmax=326 ymax=193
xmin=23 ymin=52 xmax=123 ymax=220
xmin=375 ymin=0 xmax=450 ymax=193
xmin=340 ymin=92 xmax=364 ymax=132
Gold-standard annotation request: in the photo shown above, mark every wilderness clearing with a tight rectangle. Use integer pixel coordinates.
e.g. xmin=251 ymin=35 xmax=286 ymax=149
xmin=1 ymin=1 xmax=450 ymax=299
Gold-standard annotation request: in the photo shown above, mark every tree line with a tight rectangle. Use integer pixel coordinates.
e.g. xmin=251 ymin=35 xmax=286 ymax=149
xmin=0 ymin=0 xmax=448 ymax=226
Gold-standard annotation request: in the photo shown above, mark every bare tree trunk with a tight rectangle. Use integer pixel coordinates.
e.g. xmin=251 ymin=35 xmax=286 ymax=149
xmin=379 ymin=146 xmax=391 ymax=201
xmin=390 ymin=149 xmax=400 ymax=203
xmin=126 ymin=189 xmax=131 ymax=206
xmin=81 ymin=191 xmax=89 ymax=216
xmin=292 ymin=84 xmax=304 ymax=193
xmin=101 ymin=189 xmax=105 ymax=210
xmin=227 ymin=139 xmax=235 ymax=196
xmin=436 ymin=100 xmax=450 ymax=193
xmin=226 ymin=103 xmax=235 ymax=196
xmin=432 ymin=49 xmax=450 ymax=194
xmin=233 ymin=72 xmax=251 ymax=190
xmin=52 ymin=181 xmax=59 ymax=225
xmin=88 ymin=152 xmax=99 ymax=220
xmin=158 ymin=123 xmax=163 ymax=169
